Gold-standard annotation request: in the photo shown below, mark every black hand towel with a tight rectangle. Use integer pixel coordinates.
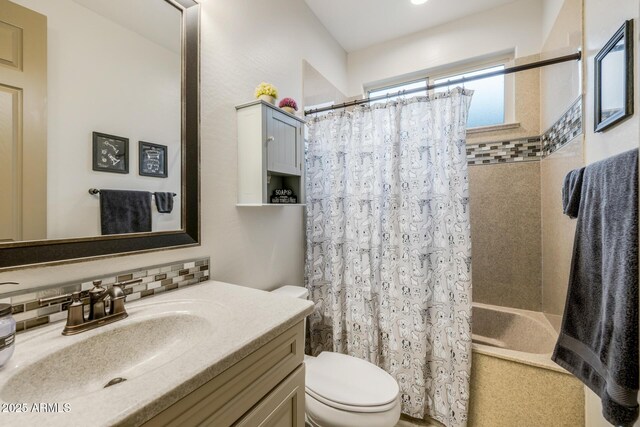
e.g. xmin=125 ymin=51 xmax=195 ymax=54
xmin=553 ymin=149 xmax=639 ymax=426
xmin=154 ymin=192 xmax=174 ymax=214
xmin=99 ymin=190 xmax=152 ymax=235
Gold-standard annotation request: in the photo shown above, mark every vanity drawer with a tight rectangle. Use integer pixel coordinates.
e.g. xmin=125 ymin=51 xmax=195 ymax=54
xmin=234 ymin=364 xmax=305 ymax=427
xmin=142 ymin=321 xmax=304 ymax=427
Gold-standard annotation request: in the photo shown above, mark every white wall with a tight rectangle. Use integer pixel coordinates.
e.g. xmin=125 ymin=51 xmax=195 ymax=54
xmin=346 ymin=0 xmax=542 ymax=96
xmin=0 ymin=0 xmax=347 ymax=292
xmin=13 ymin=0 xmax=182 ymax=239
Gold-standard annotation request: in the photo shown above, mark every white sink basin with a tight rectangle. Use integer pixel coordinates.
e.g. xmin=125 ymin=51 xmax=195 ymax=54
xmin=1 ymin=312 xmax=213 ymax=403
xmin=0 ymin=281 xmax=313 ymax=427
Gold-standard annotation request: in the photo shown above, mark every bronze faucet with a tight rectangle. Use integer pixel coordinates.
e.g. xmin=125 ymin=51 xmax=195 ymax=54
xmin=39 ymin=278 xmax=141 ymax=336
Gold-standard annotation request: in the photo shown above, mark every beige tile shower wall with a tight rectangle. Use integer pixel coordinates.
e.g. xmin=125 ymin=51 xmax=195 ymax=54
xmin=540 ymin=137 xmax=583 ymax=315
xmin=468 ymin=162 xmax=542 ymax=310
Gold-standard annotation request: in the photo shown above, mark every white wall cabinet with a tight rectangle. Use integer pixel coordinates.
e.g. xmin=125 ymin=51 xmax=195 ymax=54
xmin=236 ymin=100 xmax=305 ymax=206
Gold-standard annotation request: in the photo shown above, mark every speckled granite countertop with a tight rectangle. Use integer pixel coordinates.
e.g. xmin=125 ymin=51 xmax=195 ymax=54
xmin=0 ymin=281 xmax=313 ymax=426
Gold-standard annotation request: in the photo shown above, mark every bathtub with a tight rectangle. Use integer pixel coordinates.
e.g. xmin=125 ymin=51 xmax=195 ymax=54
xmin=468 ymin=302 xmax=585 ymax=426
xmin=471 ymin=302 xmax=561 ymax=370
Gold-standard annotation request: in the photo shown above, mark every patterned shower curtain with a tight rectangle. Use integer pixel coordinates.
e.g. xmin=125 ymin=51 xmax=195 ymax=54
xmin=305 ymin=88 xmax=474 ymax=427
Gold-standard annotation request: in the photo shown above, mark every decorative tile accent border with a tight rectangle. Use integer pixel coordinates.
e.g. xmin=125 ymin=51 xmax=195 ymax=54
xmin=467 ymin=137 xmax=542 ymax=165
xmin=467 ymin=96 xmax=582 ymax=166
xmin=541 ymin=96 xmax=583 ymax=157
xmin=0 ymin=257 xmax=210 ymax=334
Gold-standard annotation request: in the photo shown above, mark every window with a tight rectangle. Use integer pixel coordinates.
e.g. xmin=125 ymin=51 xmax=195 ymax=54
xmin=368 ymin=79 xmax=428 ymax=104
xmin=434 ymin=65 xmax=505 ymax=128
xmin=365 ymin=60 xmax=511 ymax=129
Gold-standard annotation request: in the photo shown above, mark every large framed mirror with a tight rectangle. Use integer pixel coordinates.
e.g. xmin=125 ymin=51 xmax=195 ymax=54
xmin=0 ymin=0 xmax=200 ymax=270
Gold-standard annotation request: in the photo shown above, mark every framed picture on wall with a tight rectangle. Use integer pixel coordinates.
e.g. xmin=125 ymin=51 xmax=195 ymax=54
xmin=92 ymin=132 xmax=129 ymax=174
xmin=139 ymin=141 xmax=168 ymax=178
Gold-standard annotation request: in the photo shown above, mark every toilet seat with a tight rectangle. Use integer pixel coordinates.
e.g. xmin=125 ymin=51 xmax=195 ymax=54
xmin=306 ymin=386 xmax=401 ymax=427
xmin=305 ymin=352 xmax=399 ymax=413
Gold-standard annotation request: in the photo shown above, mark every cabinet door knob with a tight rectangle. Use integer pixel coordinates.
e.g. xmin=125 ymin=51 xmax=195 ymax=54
xmin=266 ymin=136 xmax=274 ymax=143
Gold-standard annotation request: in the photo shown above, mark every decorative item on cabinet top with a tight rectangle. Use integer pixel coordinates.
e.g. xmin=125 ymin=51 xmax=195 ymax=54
xmin=254 ymin=82 xmax=279 ymax=105
xmin=278 ymin=97 xmax=299 ymax=115
xmin=236 ymin=100 xmax=306 ymax=207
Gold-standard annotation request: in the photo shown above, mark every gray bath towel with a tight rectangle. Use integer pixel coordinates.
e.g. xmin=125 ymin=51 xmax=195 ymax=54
xmin=553 ymin=149 xmax=638 ymax=426
xmin=154 ymin=192 xmax=174 ymax=214
xmin=100 ymin=190 xmax=152 ymax=235
xmin=561 ymin=166 xmax=585 ymax=218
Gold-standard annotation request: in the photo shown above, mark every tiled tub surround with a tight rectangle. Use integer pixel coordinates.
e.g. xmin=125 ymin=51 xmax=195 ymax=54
xmin=541 ymin=137 xmax=584 ymax=316
xmin=466 ymin=97 xmax=583 ymax=311
xmin=1 ymin=258 xmax=209 ymax=333
xmin=466 ymin=96 xmax=582 ymax=166
xmin=468 ymin=161 xmax=542 ymax=310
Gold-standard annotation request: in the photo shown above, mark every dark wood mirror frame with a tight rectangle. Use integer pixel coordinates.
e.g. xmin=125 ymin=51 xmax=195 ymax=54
xmin=0 ymin=0 xmax=200 ymax=271
xmin=594 ymin=19 xmax=634 ymax=133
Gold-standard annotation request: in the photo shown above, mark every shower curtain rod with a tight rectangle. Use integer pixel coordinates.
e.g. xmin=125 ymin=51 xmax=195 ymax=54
xmin=304 ymin=51 xmax=582 ymax=115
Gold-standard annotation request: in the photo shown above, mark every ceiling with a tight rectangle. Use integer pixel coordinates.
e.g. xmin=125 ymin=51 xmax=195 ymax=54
xmin=304 ymin=0 xmax=522 ymax=52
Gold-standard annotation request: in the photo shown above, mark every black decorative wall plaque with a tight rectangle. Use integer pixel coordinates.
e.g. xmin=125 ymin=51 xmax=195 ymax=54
xmin=139 ymin=141 xmax=168 ymax=178
xmin=92 ymin=132 xmax=129 ymax=174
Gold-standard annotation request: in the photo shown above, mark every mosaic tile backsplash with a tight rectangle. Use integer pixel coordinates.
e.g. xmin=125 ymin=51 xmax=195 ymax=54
xmin=467 ymin=96 xmax=583 ymax=166
xmin=1 ymin=257 xmax=209 ymax=333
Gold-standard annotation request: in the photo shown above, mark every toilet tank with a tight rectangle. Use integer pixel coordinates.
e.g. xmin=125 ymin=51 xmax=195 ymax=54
xmin=271 ymin=285 xmax=308 ymax=300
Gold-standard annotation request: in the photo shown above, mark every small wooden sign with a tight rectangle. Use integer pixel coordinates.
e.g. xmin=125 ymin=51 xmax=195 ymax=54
xmin=270 ymin=188 xmax=297 ymax=204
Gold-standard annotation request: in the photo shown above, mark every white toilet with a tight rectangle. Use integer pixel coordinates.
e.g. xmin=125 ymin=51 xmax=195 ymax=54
xmin=272 ymin=285 xmax=401 ymax=427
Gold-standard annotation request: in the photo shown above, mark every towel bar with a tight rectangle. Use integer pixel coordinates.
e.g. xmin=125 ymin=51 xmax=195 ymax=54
xmin=88 ymin=188 xmax=177 ymax=197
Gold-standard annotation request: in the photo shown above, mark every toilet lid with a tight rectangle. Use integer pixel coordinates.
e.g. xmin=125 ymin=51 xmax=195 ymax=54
xmin=305 ymin=352 xmax=399 ymax=409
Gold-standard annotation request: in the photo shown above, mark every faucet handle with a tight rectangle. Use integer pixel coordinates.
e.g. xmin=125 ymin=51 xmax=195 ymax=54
xmin=66 ymin=292 xmax=85 ymax=328
xmin=108 ymin=280 xmax=140 ymax=316
xmin=114 ymin=278 xmax=142 ymax=288
xmin=40 ymin=293 xmax=73 ymax=306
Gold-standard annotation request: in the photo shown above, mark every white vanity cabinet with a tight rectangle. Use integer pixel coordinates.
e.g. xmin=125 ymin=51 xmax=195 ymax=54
xmin=236 ymin=100 xmax=305 ymax=206
xmin=142 ymin=321 xmax=305 ymax=427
